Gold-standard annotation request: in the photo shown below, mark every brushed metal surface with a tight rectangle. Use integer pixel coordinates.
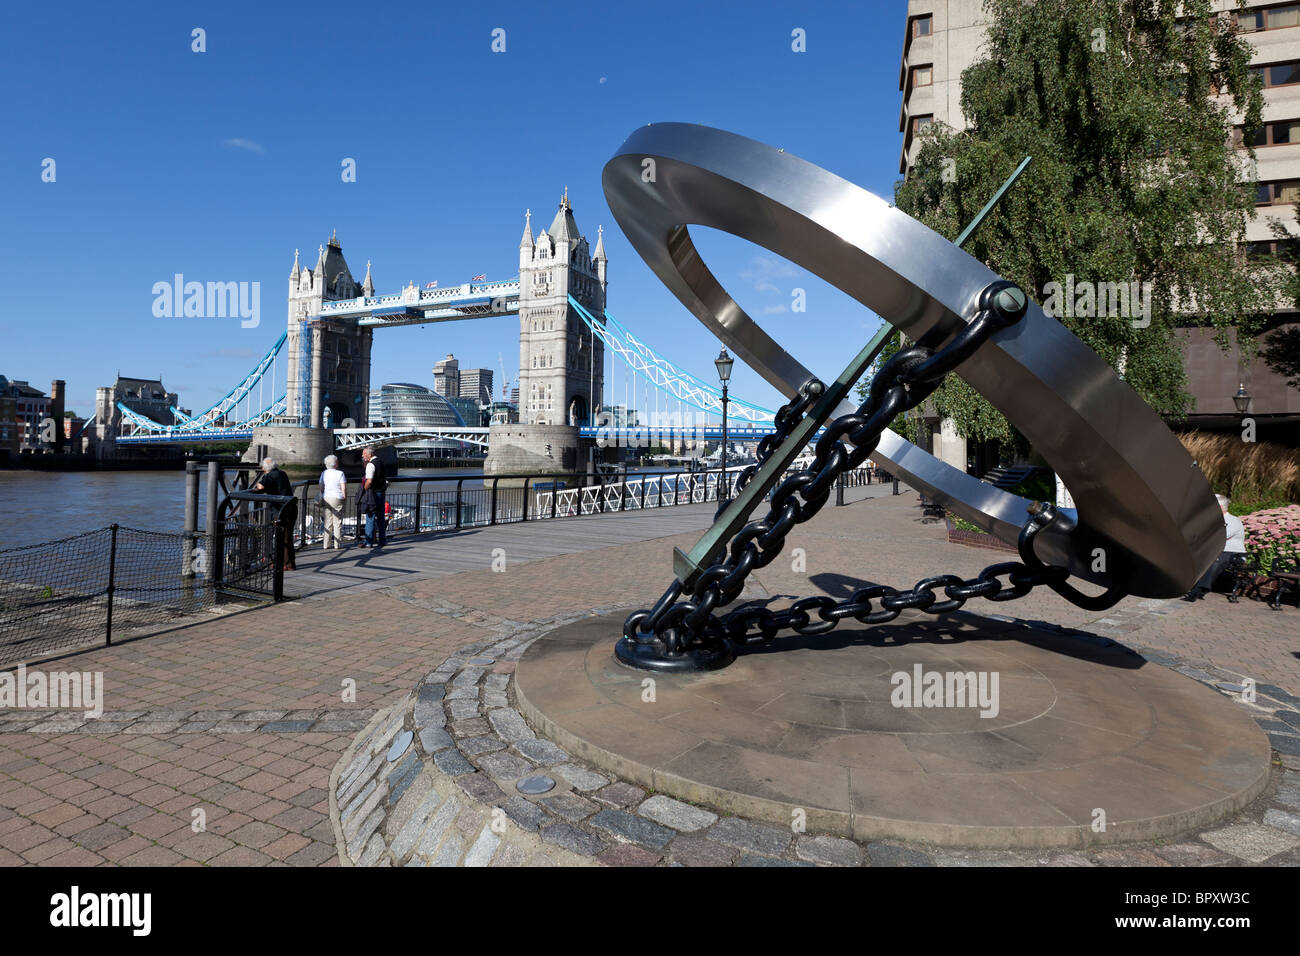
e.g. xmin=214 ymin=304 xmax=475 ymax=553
xmin=601 ymin=123 xmax=1223 ymax=597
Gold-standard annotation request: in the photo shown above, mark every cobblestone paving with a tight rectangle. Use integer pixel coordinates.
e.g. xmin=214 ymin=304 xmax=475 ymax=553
xmin=333 ymin=616 xmax=1300 ymax=867
xmin=2 ymin=493 xmax=1298 ymax=865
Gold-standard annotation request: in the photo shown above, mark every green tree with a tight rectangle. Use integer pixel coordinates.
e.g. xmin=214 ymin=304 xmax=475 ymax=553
xmin=888 ymin=0 xmax=1284 ymax=447
xmin=1265 ymin=202 xmax=1300 ymax=391
xmin=1261 ymin=325 xmax=1300 ymax=389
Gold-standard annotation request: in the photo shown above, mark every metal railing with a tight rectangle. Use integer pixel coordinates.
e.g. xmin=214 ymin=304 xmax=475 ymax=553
xmin=214 ymin=490 xmax=296 ymax=601
xmin=0 ymin=510 xmax=285 ymax=666
xmin=283 ymin=463 xmax=883 ymax=553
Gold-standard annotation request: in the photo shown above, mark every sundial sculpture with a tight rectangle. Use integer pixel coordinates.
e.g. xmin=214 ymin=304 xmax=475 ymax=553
xmin=602 ymin=124 xmax=1225 ymax=672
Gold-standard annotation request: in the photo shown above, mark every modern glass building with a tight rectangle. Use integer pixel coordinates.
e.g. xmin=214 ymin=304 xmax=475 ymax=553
xmin=368 ymin=382 xmax=475 ymax=459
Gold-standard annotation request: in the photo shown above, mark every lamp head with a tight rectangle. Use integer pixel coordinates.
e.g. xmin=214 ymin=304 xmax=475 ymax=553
xmin=714 ymin=347 xmax=734 ymax=384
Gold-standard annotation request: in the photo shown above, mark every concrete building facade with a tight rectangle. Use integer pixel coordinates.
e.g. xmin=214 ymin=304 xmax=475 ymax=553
xmin=0 ymin=378 xmax=52 ymax=451
xmin=898 ymin=0 xmax=1300 ymax=454
xmin=432 ymin=354 xmax=460 ymax=399
xmin=459 ymin=368 xmax=493 ymax=407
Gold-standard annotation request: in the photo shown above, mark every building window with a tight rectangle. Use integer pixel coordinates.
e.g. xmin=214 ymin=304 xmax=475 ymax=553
xmin=1257 ymin=180 xmax=1300 ymax=205
xmin=911 ymin=115 xmax=933 ymax=136
xmin=910 ymin=65 xmax=933 ymax=89
xmin=1237 ymin=4 xmax=1300 ymax=32
xmin=1237 ymin=119 xmax=1300 ymax=147
xmin=1252 ymin=61 xmax=1300 ymax=87
xmin=912 ymin=14 xmax=932 ymax=38
xmin=1243 ymin=238 xmax=1300 ymax=259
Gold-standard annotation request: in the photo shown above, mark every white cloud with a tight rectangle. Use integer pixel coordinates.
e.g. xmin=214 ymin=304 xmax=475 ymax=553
xmin=222 ymin=138 xmax=265 ymax=155
xmin=741 ymin=255 xmax=797 ymax=295
xmin=762 ymin=304 xmax=788 ymax=314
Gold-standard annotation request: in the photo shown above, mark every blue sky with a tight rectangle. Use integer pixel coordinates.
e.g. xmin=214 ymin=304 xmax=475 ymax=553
xmin=1 ymin=0 xmax=907 ymax=420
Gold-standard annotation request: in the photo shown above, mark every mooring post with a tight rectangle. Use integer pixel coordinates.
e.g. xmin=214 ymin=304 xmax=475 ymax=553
xmin=272 ymin=522 xmax=285 ymax=601
xmin=105 ymin=523 xmax=118 ymax=647
xmin=204 ymin=462 xmax=219 ymax=585
xmin=183 ymin=461 xmax=199 ymax=581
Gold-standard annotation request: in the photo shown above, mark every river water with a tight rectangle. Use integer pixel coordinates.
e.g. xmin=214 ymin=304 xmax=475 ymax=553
xmin=0 ymin=468 xmax=477 ymax=551
xmin=0 ymin=464 xmax=708 ymax=551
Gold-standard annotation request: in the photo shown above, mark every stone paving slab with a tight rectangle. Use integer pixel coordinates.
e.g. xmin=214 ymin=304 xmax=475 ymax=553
xmin=514 ymin=612 xmax=1273 ymax=849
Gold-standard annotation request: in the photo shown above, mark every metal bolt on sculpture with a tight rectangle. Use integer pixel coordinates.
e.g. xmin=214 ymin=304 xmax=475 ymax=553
xmin=601 ymin=124 xmax=1225 ymax=672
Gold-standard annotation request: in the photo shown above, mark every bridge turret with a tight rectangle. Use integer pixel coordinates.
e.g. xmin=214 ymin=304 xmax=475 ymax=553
xmin=519 ymin=209 xmax=534 ymax=270
xmin=594 ymin=226 xmax=607 ymax=285
xmin=362 ymin=259 xmax=374 ymax=297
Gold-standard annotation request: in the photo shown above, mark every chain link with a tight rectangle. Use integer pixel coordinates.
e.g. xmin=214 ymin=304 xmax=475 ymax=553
xmin=620 ymin=281 xmax=1103 ymax=661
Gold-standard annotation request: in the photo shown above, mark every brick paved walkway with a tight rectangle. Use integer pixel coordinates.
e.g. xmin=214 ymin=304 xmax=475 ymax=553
xmin=1 ymin=492 xmax=1295 ymax=865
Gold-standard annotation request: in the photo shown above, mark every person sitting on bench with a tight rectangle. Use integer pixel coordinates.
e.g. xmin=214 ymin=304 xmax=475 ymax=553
xmin=1185 ymin=494 xmax=1246 ymax=600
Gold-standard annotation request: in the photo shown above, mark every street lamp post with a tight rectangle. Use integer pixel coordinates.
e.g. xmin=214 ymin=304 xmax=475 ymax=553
xmin=1232 ymin=382 xmax=1251 ymax=416
xmin=715 ymin=347 xmax=733 ymax=504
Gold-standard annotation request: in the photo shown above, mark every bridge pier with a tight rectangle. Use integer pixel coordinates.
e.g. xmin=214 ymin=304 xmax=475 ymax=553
xmin=244 ymin=424 xmax=336 ymax=476
xmin=482 ymin=424 xmax=588 ymax=476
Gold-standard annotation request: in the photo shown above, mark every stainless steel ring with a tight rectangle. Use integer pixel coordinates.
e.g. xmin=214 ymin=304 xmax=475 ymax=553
xmin=601 ymin=123 xmax=1223 ymax=597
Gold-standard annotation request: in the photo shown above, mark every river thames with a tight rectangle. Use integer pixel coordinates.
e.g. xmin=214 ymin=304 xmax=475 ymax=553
xmin=0 ymin=463 xmax=705 ymax=551
xmin=0 ymin=468 xmax=486 ymax=550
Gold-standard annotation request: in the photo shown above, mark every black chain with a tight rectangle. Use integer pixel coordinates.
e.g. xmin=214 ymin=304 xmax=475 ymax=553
xmin=620 ymin=281 xmax=1118 ymax=662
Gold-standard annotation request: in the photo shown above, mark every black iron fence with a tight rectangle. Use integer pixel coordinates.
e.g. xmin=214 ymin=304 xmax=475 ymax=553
xmin=0 ymin=505 xmax=285 ymax=666
xmin=283 ymin=463 xmax=884 ymax=553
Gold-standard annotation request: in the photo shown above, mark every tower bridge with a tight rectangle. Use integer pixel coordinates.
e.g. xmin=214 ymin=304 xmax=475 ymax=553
xmin=110 ymin=192 xmax=779 ymax=467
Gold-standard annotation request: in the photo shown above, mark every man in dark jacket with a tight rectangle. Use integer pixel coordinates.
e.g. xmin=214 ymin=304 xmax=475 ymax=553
xmin=253 ymin=457 xmax=298 ymax=570
xmin=360 ymin=446 xmax=387 ymax=549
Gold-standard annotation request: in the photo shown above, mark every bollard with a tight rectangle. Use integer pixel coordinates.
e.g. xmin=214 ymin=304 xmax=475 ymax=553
xmin=183 ymin=462 xmax=199 ymax=580
xmin=105 ymin=523 xmax=118 ymax=646
xmin=272 ymin=523 xmax=285 ymax=601
xmin=205 ymin=462 xmax=219 ymax=583
xmin=836 ymin=472 xmax=845 ymax=507
xmin=893 ymin=477 xmax=900 ymax=495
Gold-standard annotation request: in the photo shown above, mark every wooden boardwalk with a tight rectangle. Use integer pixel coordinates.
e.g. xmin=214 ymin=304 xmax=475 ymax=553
xmin=287 ymin=483 xmax=894 ymax=600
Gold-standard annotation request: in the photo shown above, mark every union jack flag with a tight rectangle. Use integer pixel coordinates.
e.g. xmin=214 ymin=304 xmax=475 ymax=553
xmin=425 ymin=281 xmax=437 ymax=288
xmin=472 ymin=273 xmax=486 ymax=281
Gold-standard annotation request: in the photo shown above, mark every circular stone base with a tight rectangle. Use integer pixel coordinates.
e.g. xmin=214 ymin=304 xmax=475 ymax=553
xmin=515 ymin=611 xmax=1272 ymax=849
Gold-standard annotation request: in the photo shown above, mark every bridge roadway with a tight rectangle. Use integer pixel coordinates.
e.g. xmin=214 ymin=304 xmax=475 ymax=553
xmin=285 ymin=482 xmax=895 ymax=600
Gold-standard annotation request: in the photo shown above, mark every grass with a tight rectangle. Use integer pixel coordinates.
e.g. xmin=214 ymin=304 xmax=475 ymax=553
xmin=947 ymin=513 xmax=985 ymax=533
xmin=1177 ymin=431 xmax=1300 ymax=513
xmin=942 ymin=430 xmax=1300 ymax=529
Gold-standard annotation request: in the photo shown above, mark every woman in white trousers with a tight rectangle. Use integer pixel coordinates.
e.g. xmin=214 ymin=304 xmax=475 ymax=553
xmin=319 ymin=455 xmax=348 ymax=550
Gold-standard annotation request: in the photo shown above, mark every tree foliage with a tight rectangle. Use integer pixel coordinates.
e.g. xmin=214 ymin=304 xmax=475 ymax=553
xmin=1262 ymin=325 xmax=1300 ymax=389
xmin=892 ymin=0 xmax=1285 ymax=445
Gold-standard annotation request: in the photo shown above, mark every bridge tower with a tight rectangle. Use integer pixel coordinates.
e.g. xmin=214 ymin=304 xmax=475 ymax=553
xmin=284 ymin=233 xmax=375 ymax=429
xmin=516 ymin=191 xmax=606 ymax=427
xmin=484 ymin=192 xmax=607 ymax=475
xmin=249 ymin=233 xmax=374 ymax=472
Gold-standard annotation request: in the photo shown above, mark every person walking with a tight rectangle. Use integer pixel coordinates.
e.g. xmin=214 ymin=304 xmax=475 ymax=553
xmin=253 ymin=456 xmax=298 ymax=571
xmin=360 ymin=446 xmax=388 ymax=549
xmin=319 ymin=454 xmax=347 ymax=550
